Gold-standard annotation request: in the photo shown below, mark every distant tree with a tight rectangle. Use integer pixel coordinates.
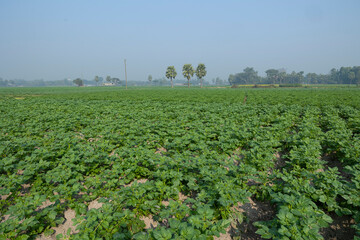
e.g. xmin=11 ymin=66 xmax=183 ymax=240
xmin=106 ymin=76 xmax=111 ymax=83
xmin=0 ymin=78 xmax=8 ymax=87
xmin=298 ymin=71 xmax=304 ymax=84
xmin=278 ymin=71 xmax=286 ymax=84
xmin=166 ymin=66 xmax=177 ymax=88
xmin=196 ymin=63 xmax=207 ymax=88
xmin=329 ymin=68 xmax=338 ymax=84
xmin=148 ymin=75 xmax=152 ymax=84
xmin=285 ymin=71 xmax=304 ymax=84
xmin=215 ymin=77 xmax=223 ymax=85
xmin=73 ymin=78 xmax=83 ymax=87
xmin=112 ymin=78 xmax=121 ymax=85
xmin=265 ymin=69 xmax=279 ymax=84
xmin=94 ymin=76 xmax=100 ymax=86
xmin=339 ymin=67 xmax=352 ymax=84
xmin=228 ymin=75 xmax=235 ymax=85
xmin=348 ymin=72 xmax=355 ymax=85
xmin=228 ymin=67 xmax=259 ymax=85
xmin=182 ymin=64 xmax=194 ymax=88
xmin=243 ymin=67 xmax=259 ymax=83
xmin=306 ymin=73 xmax=318 ymax=84
xmin=355 ymin=67 xmax=360 ymax=85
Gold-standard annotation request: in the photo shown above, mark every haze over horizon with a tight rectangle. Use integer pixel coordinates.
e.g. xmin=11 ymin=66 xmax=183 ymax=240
xmin=1 ymin=0 xmax=360 ymax=82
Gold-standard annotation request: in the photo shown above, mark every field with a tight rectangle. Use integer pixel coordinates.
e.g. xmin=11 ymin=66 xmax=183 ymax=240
xmin=1 ymin=87 xmax=360 ymax=240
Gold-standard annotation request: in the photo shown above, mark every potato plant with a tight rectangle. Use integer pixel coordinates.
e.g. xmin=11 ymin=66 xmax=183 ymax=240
xmin=0 ymin=87 xmax=359 ymax=239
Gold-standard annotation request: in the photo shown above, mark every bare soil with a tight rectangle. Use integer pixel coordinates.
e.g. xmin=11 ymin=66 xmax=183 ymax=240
xmin=322 ymin=152 xmax=352 ymax=181
xmin=36 ymin=209 xmax=78 ymax=240
xmin=320 ymin=212 xmax=356 ymax=240
xmin=215 ymin=197 xmax=276 ymax=240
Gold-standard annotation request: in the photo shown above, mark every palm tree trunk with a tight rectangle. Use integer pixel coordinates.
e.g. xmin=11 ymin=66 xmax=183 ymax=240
xmin=171 ymin=78 xmax=173 ymax=88
xmin=188 ymin=78 xmax=190 ymax=88
xmin=200 ymin=78 xmax=203 ymax=88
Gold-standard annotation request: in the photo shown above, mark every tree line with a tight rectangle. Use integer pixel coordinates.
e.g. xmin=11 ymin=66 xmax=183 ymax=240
xmin=229 ymin=66 xmax=360 ymax=85
xmin=87 ymin=64 xmax=207 ymax=88
xmin=2 ymin=65 xmax=359 ymax=87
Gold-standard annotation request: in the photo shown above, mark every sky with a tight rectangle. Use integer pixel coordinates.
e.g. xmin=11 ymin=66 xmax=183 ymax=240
xmin=1 ymin=0 xmax=360 ymax=81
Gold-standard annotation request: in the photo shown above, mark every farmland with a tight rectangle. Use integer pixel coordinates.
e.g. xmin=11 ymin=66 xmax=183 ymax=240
xmin=1 ymin=87 xmax=360 ymax=239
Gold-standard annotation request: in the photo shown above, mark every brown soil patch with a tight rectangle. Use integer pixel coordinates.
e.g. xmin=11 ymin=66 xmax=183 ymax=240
xmin=37 ymin=209 xmax=78 ymax=240
xmin=155 ymin=147 xmax=167 ymax=155
xmin=214 ymin=198 xmax=276 ymax=240
xmin=323 ymin=153 xmax=352 ymax=181
xmin=124 ymin=179 xmax=148 ymax=187
xmin=75 ymin=132 xmax=85 ymax=140
xmin=1 ymin=214 xmax=10 ymax=223
xmin=273 ymin=152 xmax=286 ymax=169
xmin=1 ymin=194 xmax=10 ymax=200
xmin=88 ymin=199 xmax=103 ymax=210
xmin=140 ymin=215 xmax=158 ymax=229
xmin=36 ymin=200 xmax=55 ymax=211
xmin=228 ymin=147 xmax=244 ymax=166
xmin=320 ymin=212 xmax=356 ymax=240
xmin=162 ymin=192 xmax=188 ymax=207
xmin=178 ymin=192 xmax=187 ymax=202
xmin=109 ymin=149 xmax=117 ymax=157
xmin=19 ymin=184 xmax=31 ymax=196
xmin=88 ymin=138 xmax=100 ymax=142
xmin=246 ymin=178 xmax=261 ymax=187
xmin=214 ymin=230 xmax=232 ymax=240
xmin=238 ymin=198 xmax=276 ymax=240
xmin=161 ymin=200 xmax=169 ymax=207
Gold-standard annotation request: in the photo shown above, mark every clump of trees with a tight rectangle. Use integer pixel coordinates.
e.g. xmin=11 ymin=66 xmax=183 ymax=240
xmin=106 ymin=76 xmax=121 ymax=85
xmin=73 ymin=78 xmax=84 ymax=87
xmin=228 ymin=67 xmax=259 ymax=85
xmin=229 ymin=66 xmax=360 ymax=85
xmin=0 ymin=78 xmax=15 ymax=87
xmin=163 ymin=64 xmax=207 ymax=88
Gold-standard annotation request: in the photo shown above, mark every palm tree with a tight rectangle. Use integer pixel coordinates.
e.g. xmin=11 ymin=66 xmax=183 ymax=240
xmin=195 ymin=63 xmax=207 ymax=88
xmin=94 ymin=76 xmax=99 ymax=86
xmin=182 ymin=64 xmax=194 ymax=88
xmin=166 ymin=66 xmax=177 ymax=88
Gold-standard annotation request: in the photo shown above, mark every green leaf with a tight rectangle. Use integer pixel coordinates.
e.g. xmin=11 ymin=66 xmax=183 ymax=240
xmin=169 ymin=218 xmax=181 ymax=229
xmin=319 ymin=195 xmax=327 ymax=203
xmin=48 ymin=211 xmax=57 ymax=220
xmin=44 ymin=228 xmax=55 ymax=236
xmin=153 ymin=227 xmax=172 ymax=240
xmin=55 ymin=217 xmax=65 ymax=225
xmin=56 ymin=233 xmax=63 ymax=240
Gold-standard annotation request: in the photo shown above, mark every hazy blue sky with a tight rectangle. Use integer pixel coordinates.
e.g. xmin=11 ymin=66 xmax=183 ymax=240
xmin=1 ymin=0 xmax=360 ymax=81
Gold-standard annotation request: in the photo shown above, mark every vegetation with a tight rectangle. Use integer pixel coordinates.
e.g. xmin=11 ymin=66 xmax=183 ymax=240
xmin=1 ymin=65 xmax=359 ymax=88
xmin=195 ymin=64 xmax=207 ymax=88
xmin=279 ymin=84 xmax=303 ymax=88
xmin=182 ymin=64 xmax=194 ymax=88
xmin=0 ymin=87 xmax=360 ymax=239
xmin=72 ymin=78 xmax=83 ymax=87
xmin=229 ymin=66 xmax=360 ymax=85
xmin=94 ymin=76 xmax=100 ymax=86
xmin=165 ymin=66 xmax=177 ymax=88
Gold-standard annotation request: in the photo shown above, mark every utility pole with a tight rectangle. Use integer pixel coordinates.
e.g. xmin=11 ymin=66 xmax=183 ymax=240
xmin=124 ymin=59 xmax=128 ymax=90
